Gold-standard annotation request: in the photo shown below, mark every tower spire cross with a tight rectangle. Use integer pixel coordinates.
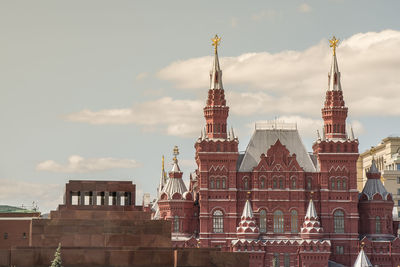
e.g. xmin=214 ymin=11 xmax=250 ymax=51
xmin=211 ymin=34 xmax=221 ymax=53
xmin=329 ymin=36 xmax=339 ymax=56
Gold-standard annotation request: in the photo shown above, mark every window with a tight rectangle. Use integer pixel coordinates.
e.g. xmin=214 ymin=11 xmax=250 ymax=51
xmin=343 ymin=180 xmax=347 ymax=190
xmin=173 ymin=215 xmax=179 ymax=233
xmin=216 ymin=179 xmax=220 ymax=189
xmin=397 ymin=188 xmax=400 ymax=195
xmin=307 ymin=178 xmax=312 ymax=190
xmin=260 ymin=210 xmax=267 ymax=233
xmin=222 ymin=178 xmax=226 ymax=189
xmin=213 ymin=210 xmax=224 ymax=233
xmin=22 ymin=232 xmax=27 ymax=239
xmin=3 ymin=233 xmax=8 ymax=239
xmin=376 ymin=216 xmax=381 ymax=234
xmin=336 ymin=246 xmax=344 ymax=255
xmin=337 ymin=180 xmax=341 ymax=190
xmin=243 ymin=178 xmax=249 ymax=190
xmin=210 ymin=179 xmax=214 ymax=189
xmin=274 ymin=210 xmax=284 ymax=233
xmin=273 ymin=178 xmax=277 ymax=189
xmin=291 ymin=210 xmax=298 ymax=233
xmin=279 ymin=178 xmax=284 ymax=189
xmin=260 ymin=178 xmax=265 ymax=189
xmin=397 ymin=177 xmax=400 ymax=184
xmin=284 ymin=253 xmax=290 ymax=267
xmin=291 ymin=178 xmax=296 ymax=189
xmin=398 ymin=200 xmax=400 ymax=206
xmin=334 ymin=210 xmax=345 ymax=233
xmin=273 ymin=253 xmax=280 ymax=267
xmin=331 ymin=179 xmax=335 ymax=190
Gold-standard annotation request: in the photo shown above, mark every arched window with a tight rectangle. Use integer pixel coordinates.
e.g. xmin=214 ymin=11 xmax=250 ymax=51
xmin=279 ymin=178 xmax=284 ymax=189
xmin=222 ymin=178 xmax=226 ymax=189
xmin=213 ymin=210 xmax=224 ymax=233
xmin=343 ymin=180 xmax=347 ymax=190
xmin=337 ymin=180 xmax=341 ymax=190
xmin=260 ymin=210 xmax=267 ymax=233
xmin=260 ymin=178 xmax=265 ymax=189
xmin=284 ymin=253 xmax=290 ymax=267
xmin=173 ymin=215 xmax=179 ymax=233
xmin=334 ymin=210 xmax=345 ymax=233
xmin=273 ymin=178 xmax=277 ymax=189
xmin=331 ymin=179 xmax=335 ymax=189
xmin=273 ymin=253 xmax=280 ymax=267
xmin=210 ymin=179 xmax=214 ymax=189
xmin=273 ymin=210 xmax=284 ymax=233
xmin=376 ymin=216 xmax=381 ymax=234
xmin=307 ymin=178 xmax=312 ymax=190
xmin=243 ymin=178 xmax=249 ymax=189
xmin=291 ymin=210 xmax=298 ymax=233
xmin=291 ymin=178 xmax=296 ymax=189
xmin=216 ymin=179 xmax=220 ymax=189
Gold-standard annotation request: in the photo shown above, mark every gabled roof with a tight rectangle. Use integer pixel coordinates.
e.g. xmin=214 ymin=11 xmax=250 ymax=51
xmin=305 ymin=199 xmax=317 ymax=220
xmin=238 ymin=128 xmax=316 ymax=172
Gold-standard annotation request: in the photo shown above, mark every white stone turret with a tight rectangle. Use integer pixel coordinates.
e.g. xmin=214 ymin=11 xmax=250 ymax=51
xmin=353 ymin=247 xmax=372 ymax=267
xmin=236 ymin=199 xmax=259 ymax=240
xmin=300 ymin=198 xmax=324 ymax=239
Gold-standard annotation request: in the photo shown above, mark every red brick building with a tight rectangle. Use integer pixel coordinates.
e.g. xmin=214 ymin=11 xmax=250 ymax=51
xmin=153 ymin=36 xmax=400 ymax=267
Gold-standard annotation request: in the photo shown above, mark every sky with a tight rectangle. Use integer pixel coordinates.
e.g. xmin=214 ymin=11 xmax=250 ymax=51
xmin=1 ymin=1 xmax=400 ymax=213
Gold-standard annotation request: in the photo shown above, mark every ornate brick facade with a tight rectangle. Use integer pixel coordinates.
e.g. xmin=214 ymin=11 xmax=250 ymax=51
xmin=154 ymin=36 xmax=400 ymax=267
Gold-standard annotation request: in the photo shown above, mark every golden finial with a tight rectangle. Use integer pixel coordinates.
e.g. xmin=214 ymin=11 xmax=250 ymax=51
xmin=310 ymin=191 xmax=314 ymax=199
xmin=173 ymin=145 xmax=179 ymax=162
xmin=361 ymin=241 xmax=365 ymax=249
xmin=211 ymin=34 xmax=221 ymax=53
xmin=329 ymin=36 xmax=339 ymax=56
xmin=162 ymin=155 xmax=165 ymax=171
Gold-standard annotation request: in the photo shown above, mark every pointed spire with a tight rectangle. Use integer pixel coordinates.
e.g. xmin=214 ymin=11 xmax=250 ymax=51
xmin=353 ymin=246 xmax=372 ymax=267
xmin=305 ymin=198 xmax=318 ymax=220
xmin=317 ymin=130 xmax=321 ymax=141
xmin=241 ymin=199 xmax=254 ymax=219
xmin=322 ymin=127 xmax=326 ymax=141
xmin=170 ymin=145 xmax=181 ymax=173
xmin=210 ymin=34 xmax=223 ymax=90
xmin=158 ymin=155 xmax=166 ymax=195
xmin=351 ymin=126 xmax=355 ymax=141
xmin=369 ymin=158 xmax=379 ymax=174
xmin=328 ymin=36 xmax=342 ymax=91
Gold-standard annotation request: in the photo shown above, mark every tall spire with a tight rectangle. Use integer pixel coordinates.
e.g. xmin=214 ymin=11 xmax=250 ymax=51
xmin=300 ymin=194 xmax=324 ymax=239
xmin=328 ymin=36 xmax=342 ymax=91
xmin=158 ymin=155 xmax=167 ymax=196
xmin=203 ymin=34 xmax=229 ymax=139
xmin=321 ymin=36 xmax=348 ymax=140
xmin=210 ymin=34 xmax=223 ymax=90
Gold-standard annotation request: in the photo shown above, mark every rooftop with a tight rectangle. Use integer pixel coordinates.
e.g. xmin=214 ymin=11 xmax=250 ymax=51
xmin=0 ymin=205 xmax=38 ymax=214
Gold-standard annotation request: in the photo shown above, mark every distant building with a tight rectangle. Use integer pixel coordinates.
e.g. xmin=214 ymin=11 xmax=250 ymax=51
xmin=358 ymin=137 xmax=400 ymax=213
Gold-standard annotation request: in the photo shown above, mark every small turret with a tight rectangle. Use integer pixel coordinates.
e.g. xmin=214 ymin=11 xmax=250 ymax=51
xmin=353 ymin=245 xmax=372 ymax=267
xmin=300 ymin=194 xmax=324 ymax=239
xmin=236 ymin=198 xmax=259 ymax=240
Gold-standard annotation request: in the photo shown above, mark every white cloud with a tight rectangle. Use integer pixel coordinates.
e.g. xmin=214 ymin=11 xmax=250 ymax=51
xmin=66 ymin=97 xmax=203 ymax=138
xmin=0 ymin=179 xmax=63 ymax=213
xmin=251 ymin=9 xmax=278 ymax=21
xmin=36 ymin=155 xmax=141 ymax=173
xmin=230 ymin=17 xmax=238 ymax=28
xmin=136 ymin=72 xmax=148 ymax=81
xmin=298 ymin=3 xmax=312 ymax=13
xmin=158 ymin=30 xmax=400 ymax=117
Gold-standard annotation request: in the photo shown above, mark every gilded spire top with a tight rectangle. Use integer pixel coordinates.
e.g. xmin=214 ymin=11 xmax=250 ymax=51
xmin=329 ymin=36 xmax=339 ymax=56
xmin=211 ymin=34 xmax=221 ymax=53
xmin=173 ymin=145 xmax=179 ymax=163
xmin=162 ymin=155 xmax=165 ymax=171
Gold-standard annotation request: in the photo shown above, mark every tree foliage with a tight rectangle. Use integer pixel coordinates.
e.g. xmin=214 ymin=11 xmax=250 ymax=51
xmin=50 ymin=243 xmax=63 ymax=267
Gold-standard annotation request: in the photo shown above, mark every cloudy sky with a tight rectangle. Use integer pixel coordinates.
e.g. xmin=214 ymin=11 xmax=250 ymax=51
xmin=1 ymin=1 xmax=400 ymax=212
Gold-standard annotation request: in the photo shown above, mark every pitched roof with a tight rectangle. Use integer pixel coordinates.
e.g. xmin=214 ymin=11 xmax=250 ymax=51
xmin=0 ymin=205 xmax=37 ymax=213
xmin=238 ymin=128 xmax=316 ymax=172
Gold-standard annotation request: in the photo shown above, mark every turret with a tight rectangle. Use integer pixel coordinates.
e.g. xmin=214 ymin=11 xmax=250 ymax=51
xmin=359 ymin=159 xmax=394 ymax=238
xmin=353 ymin=245 xmax=372 ymax=267
xmin=300 ymin=196 xmax=324 ymax=240
xmin=236 ymin=199 xmax=259 ymax=240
